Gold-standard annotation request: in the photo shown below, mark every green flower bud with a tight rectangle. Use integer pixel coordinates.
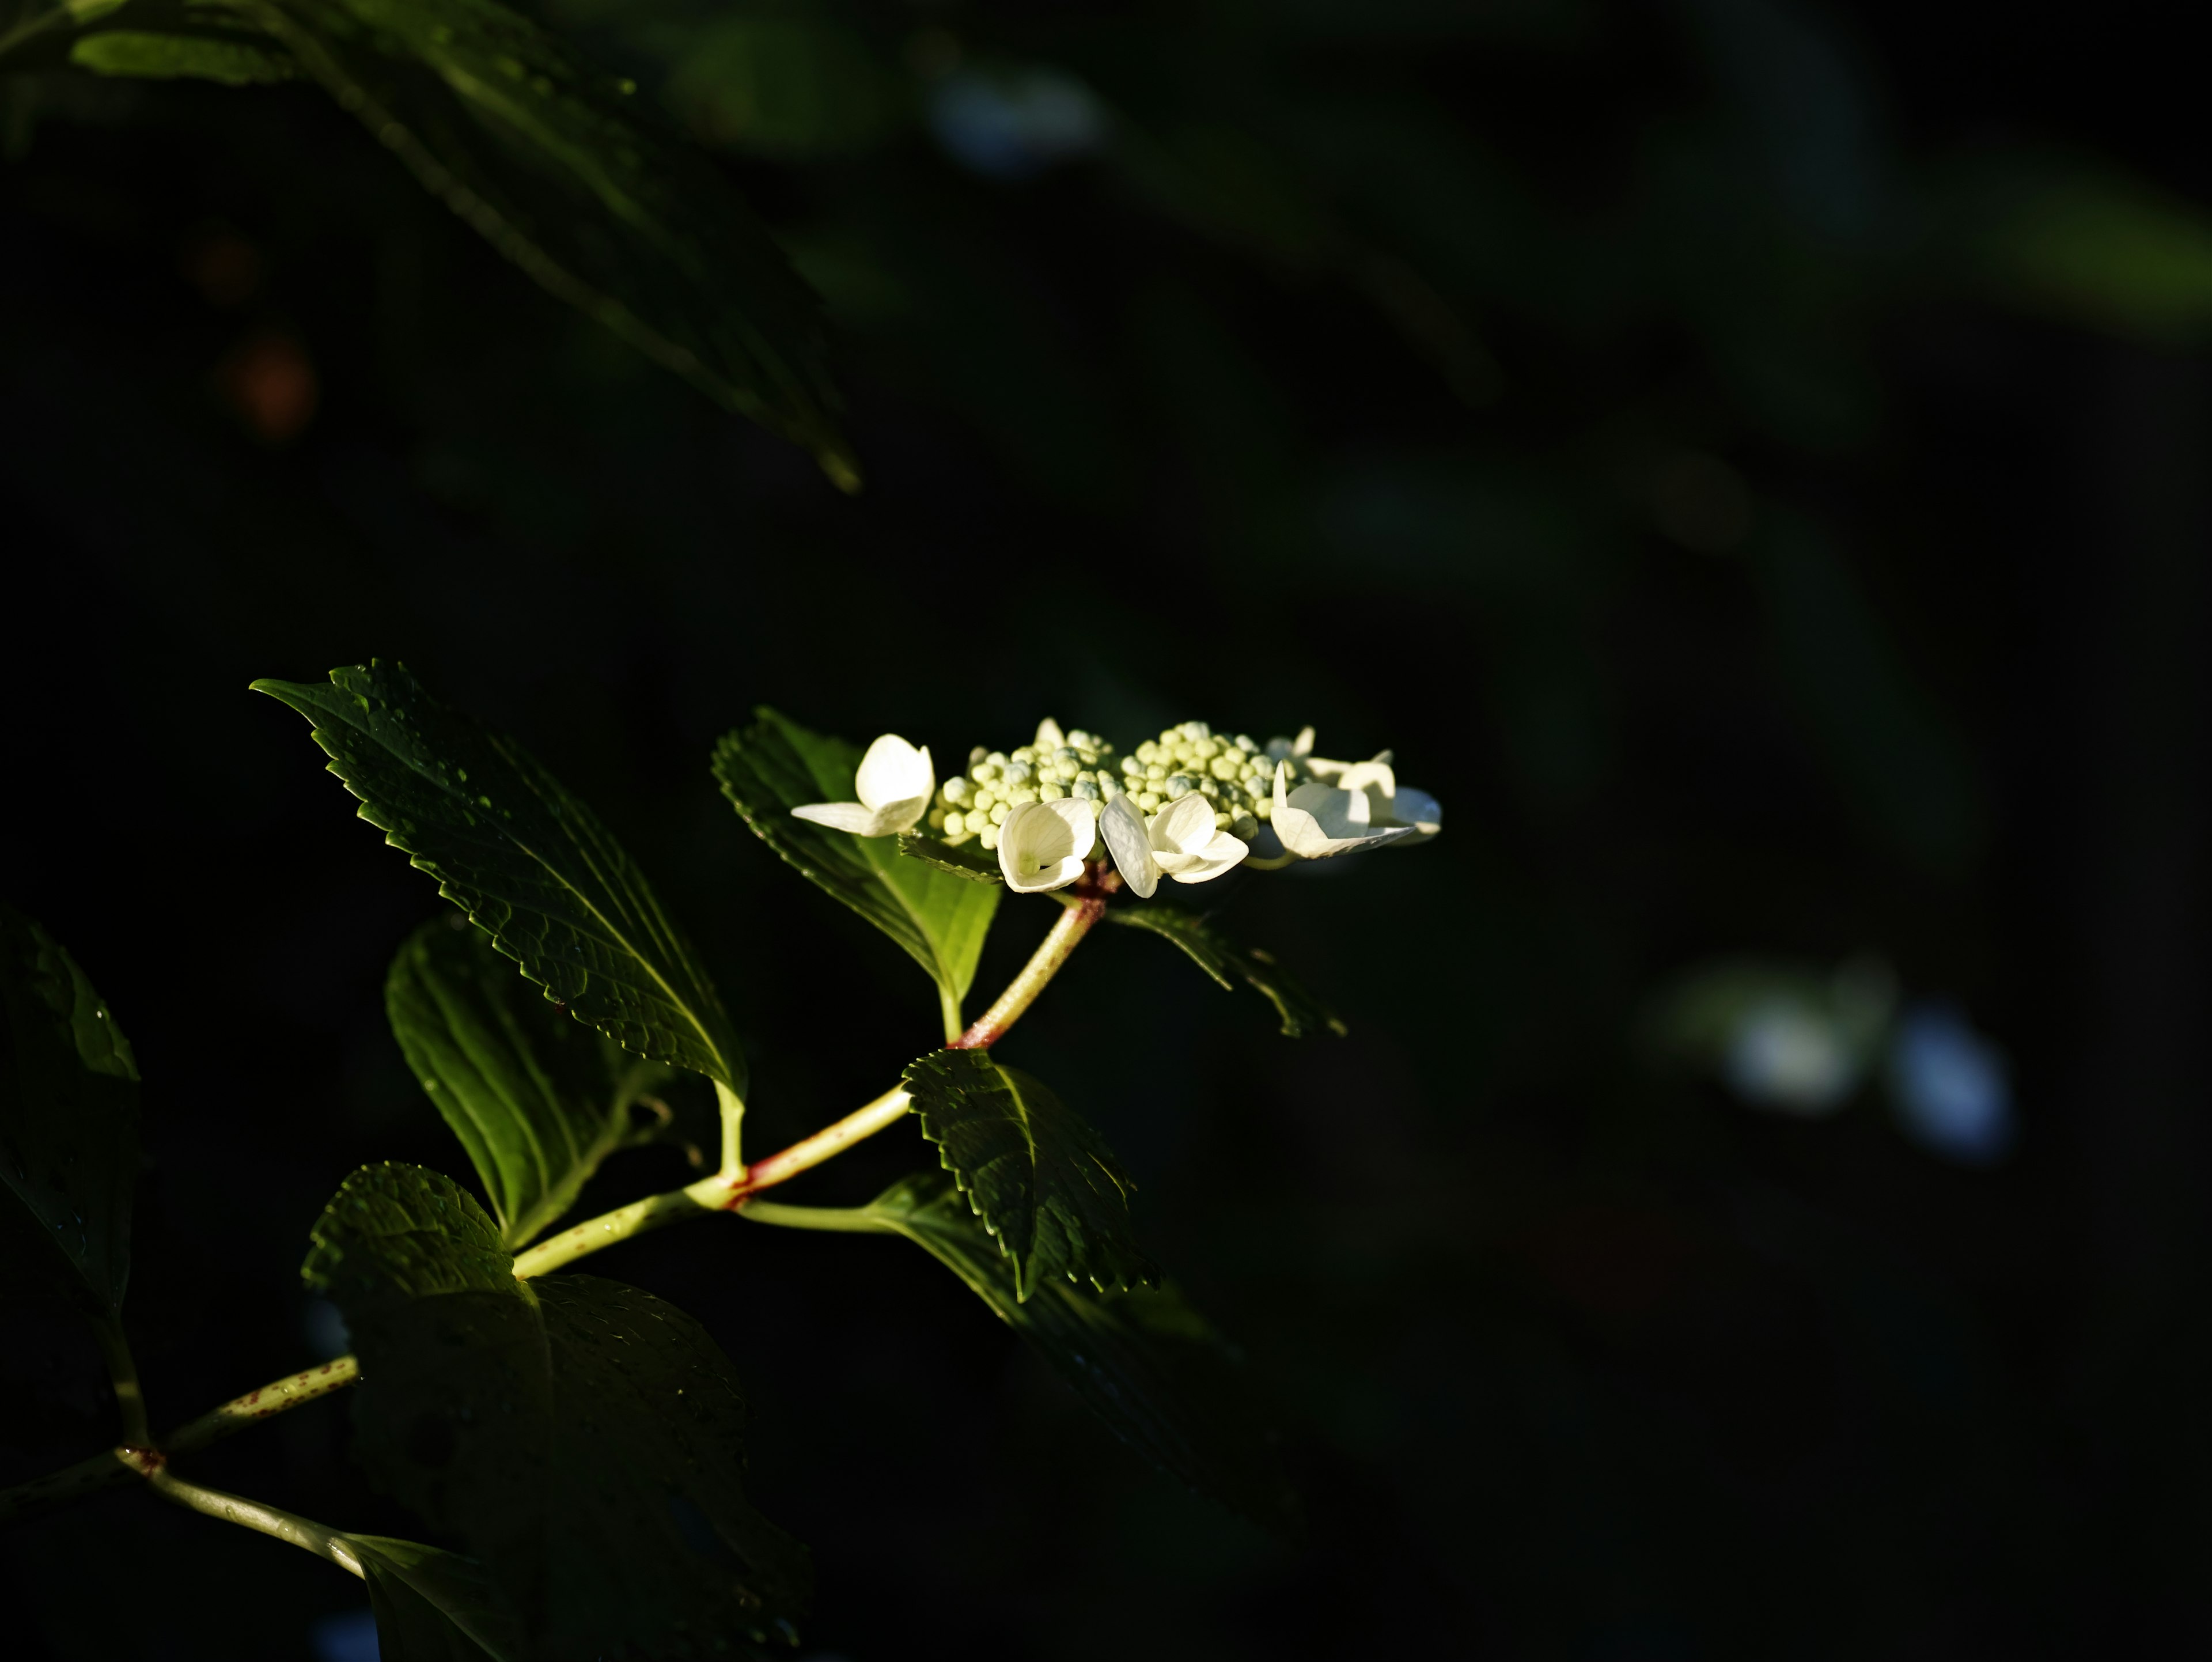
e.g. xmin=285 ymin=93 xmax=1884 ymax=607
xmin=1040 ymin=783 xmax=1066 ymax=801
xmin=944 ymin=811 xmax=966 ymax=836
xmin=978 ymin=824 xmax=1000 ymax=850
xmin=1210 ymin=754 xmax=1241 ymax=780
xmin=989 ymin=802 xmax=1010 ymax=826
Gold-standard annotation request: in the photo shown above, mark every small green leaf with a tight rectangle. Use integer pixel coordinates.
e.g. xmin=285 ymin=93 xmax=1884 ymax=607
xmin=69 ymin=29 xmax=296 ymax=82
xmin=248 ymin=0 xmax=857 ymax=485
xmin=255 ymin=662 xmax=745 ymax=1101
xmin=346 ymin=1535 xmax=521 ymax=1661
xmin=305 ymin=1166 xmax=809 ymax=1659
xmin=714 ymin=711 xmax=1001 ymax=1033
xmin=858 ymin=1171 xmax=1297 ymax=1534
xmin=302 ymin=1164 xmax=516 ymax=1309
xmin=0 ymin=902 xmax=140 ymax=1314
xmin=894 ymin=834 xmax=1003 ymax=884
xmin=1103 ymin=906 xmax=1345 ymax=1038
xmin=902 ymin=1048 xmax=1155 ymax=1300
xmin=388 ymin=917 xmax=673 ymax=1247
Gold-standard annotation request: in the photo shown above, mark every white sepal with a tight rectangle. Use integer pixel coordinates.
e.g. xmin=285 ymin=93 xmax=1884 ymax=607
xmin=1099 ymin=793 xmax=1160 ymax=898
xmin=998 ymin=798 xmax=1097 ymax=893
xmin=1147 ymin=793 xmax=1248 ymax=884
xmin=791 ymin=732 xmax=935 ymax=838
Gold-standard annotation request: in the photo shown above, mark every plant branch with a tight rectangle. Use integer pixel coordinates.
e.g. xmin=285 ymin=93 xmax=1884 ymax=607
xmin=130 ymin=1450 xmax=365 ymax=1578
xmin=88 ymin=1312 xmax=149 ymax=1448
xmin=950 ymin=867 xmax=1118 ymax=1050
xmin=739 ymin=1200 xmax=899 ymax=1235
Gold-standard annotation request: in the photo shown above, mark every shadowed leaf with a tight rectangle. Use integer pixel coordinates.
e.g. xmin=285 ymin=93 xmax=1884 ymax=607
xmin=0 ymin=901 xmax=140 ymax=1313
xmin=305 ymin=1164 xmax=809 ymax=1660
xmin=347 ymin=1535 xmax=522 ymax=1661
xmin=388 ymin=917 xmax=675 ymax=1247
xmin=255 ymin=662 xmax=745 ymax=1099
xmin=902 ymin=1048 xmax=1155 ymax=1300
xmin=1103 ymin=906 xmax=1345 ymax=1037
xmin=844 ymin=1170 xmax=1297 ymax=1535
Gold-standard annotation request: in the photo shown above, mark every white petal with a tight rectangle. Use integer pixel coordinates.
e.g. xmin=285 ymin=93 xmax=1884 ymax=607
xmin=1033 ymin=716 xmax=1066 ymax=751
xmin=1293 ymin=726 xmax=1315 ymax=756
xmin=1386 ymin=786 xmax=1442 ymax=835
xmin=1161 ymin=828 xmax=1248 ymax=884
xmin=853 ymin=734 xmax=934 ymax=816
xmin=1099 ymin=794 xmax=1160 ymax=899
xmin=1271 ymin=763 xmax=1407 ymax=858
xmin=1146 ymin=793 xmax=1219 ymax=857
xmin=793 ymin=798 xmax=929 ymax=837
xmin=1332 ymin=758 xmax=1397 ymax=800
xmin=997 ymin=798 xmax=1097 ymax=894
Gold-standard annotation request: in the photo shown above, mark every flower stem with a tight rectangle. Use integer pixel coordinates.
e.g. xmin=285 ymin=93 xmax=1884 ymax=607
xmin=131 ymin=1451 xmax=366 ymax=1578
xmin=88 ymin=1312 xmax=150 ymax=1449
xmin=738 ymin=1200 xmax=900 ymax=1235
xmin=510 ymin=1186 xmax=711 ymax=1279
xmin=950 ymin=868 xmax=1118 ymax=1051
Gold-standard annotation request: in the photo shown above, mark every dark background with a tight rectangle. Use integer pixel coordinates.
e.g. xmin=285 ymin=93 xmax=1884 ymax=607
xmin=4 ymin=0 xmax=2210 ymax=1655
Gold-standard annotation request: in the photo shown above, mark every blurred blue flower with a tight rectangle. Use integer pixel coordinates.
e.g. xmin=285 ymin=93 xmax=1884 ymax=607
xmin=1722 ymin=996 xmax=1863 ymax=1115
xmin=312 ymin=1608 xmax=378 ymax=1662
xmin=926 ymin=70 xmax=1107 ymax=180
xmin=1887 ymin=1001 xmax=2013 ymax=1165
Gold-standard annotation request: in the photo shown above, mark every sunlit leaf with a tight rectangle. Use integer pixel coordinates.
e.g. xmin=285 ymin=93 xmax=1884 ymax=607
xmin=902 ymin=1048 xmax=1154 ymax=1300
xmin=305 ymin=1164 xmax=809 ymax=1660
xmin=388 ymin=917 xmax=673 ymax=1247
xmin=0 ymin=901 xmax=140 ymax=1313
xmin=846 ymin=1170 xmax=1297 ymax=1534
xmin=255 ymin=662 xmax=746 ymax=1100
xmin=346 ymin=1534 xmax=522 ymax=1661
xmin=714 ymin=710 xmax=1001 ymax=1036
xmin=1103 ymin=906 xmax=1344 ymax=1038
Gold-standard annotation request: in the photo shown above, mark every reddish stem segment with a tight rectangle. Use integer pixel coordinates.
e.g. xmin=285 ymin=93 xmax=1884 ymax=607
xmin=950 ymin=868 xmax=1117 ymax=1051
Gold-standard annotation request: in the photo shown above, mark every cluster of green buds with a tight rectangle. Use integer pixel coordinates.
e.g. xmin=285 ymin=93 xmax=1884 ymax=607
xmin=928 ymin=720 xmax=1120 ymax=853
xmin=1113 ymin=721 xmax=1291 ymax=839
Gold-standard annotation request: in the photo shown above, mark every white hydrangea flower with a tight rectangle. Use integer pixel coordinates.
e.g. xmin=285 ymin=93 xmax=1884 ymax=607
xmin=998 ymin=797 xmax=1098 ymax=893
xmin=790 ymin=733 xmax=935 ymax=838
xmin=1270 ymin=753 xmax=1441 ymax=859
xmin=1100 ymin=793 xmax=1249 ymax=896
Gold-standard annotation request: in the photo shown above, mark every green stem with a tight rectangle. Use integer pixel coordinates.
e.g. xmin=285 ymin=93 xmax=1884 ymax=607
xmin=738 ymin=1199 xmax=899 ymax=1235
xmin=950 ymin=869 xmax=1116 ymax=1051
xmin=132 ymin=1453 xmax=365 ymax=1578
xmin=510 ymin=1186 xmax=710 ymax=1279
xmin=938 ymin=985 xmax=964 ymax=1047
xmin=714 ymin=1078 xmax=745 ymax=1180
xmin=88 ymin=1312 xmax=149 ymax=1448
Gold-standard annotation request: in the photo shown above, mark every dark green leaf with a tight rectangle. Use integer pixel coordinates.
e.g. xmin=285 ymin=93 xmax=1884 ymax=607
xmin=69 ymin=28 xmax=296 ymax=82
xmin=714 ymin=711 xmax=1001 ymax=1035
xmin=895 ymin=834 xmax=1003 ymax=884
xmin=305 ymin=1167 xmax=809 ymax=1660
xmin=244 ymin=0 xmax=855 ymax=485
xmin=0 ymin=901 xmax=140 ymax=1313
xmin=1103 ymin=906 xmax=1346 ymax=1038
xmin=855 ymin=1170 xmax=1297 ymax=1535
xmin=902 ymin=1048 xmax=1154 ymax=1300
xmin=302 ymin=1164 xmax=516 ymax=1309
xmin=388 ymin=917 xmax=673 ymax=1247
xmin=347 ymin=1535 xmax=521 ymax=1661
xmin=255 ymin=662 xmax=745 ymax=1100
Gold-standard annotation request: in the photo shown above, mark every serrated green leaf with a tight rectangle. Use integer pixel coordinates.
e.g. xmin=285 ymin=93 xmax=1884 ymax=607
xmin=346 ymin=1535 xmax=521 ymax=1661
xmin=388 ymin=917 xmax=673 ymax=1248
xmin=902 ymin=1048 xmax=1154 ymax=1300
xmin=855 ymin=1170 xmax=1297 ymax=1534
xmin=1103 ymin=906 xmax=1345 ymax=1038
xmin=239 ymin=0 xmax=855 ymax=485
xmin=306 ymin=1166 xmax=809 ymax=1659
xmin=714 ymin=710 xmax=1001 ymax=1038
xmin=69 ymin=28 xmax=295 ymax=81
xmin=894 ymin=833 xmax=1003 ymax=884
xmin=0 ymin=901 xmax=140 ymax=1314
xmin=302 ymin=1164 xmax=516 ymax=1308
xmin=255 ymin=662 xmax=745 ymax=1104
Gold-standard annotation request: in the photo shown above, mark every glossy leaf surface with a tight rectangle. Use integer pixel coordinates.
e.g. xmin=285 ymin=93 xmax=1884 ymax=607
xmin=388 ymin=917 xmax=672 ymax=1247
xmin=859 ymin=1171 xmax=1297 ymax=1534
xmin=348 ymin=1534 xmax=521 ymax=1661
xmin=903 ymin=1048 xmax=1154 ymax=1299
xmin=894 ymin=833 xmax=1002 ymax=884
xmin=256 ymin=662 xmax=745 ymax=1095
xmin=0 ymin=902 xmax=140 ymax=1312
xmin=1103 ymin=906 xmax=1346 ymax=1037
xmin=715 ymin=710 xmax=1001 ymax=1025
